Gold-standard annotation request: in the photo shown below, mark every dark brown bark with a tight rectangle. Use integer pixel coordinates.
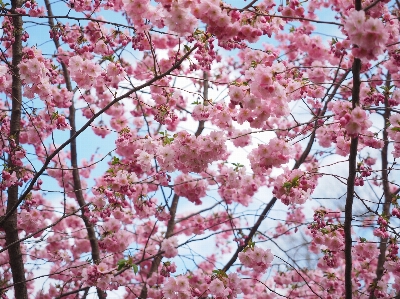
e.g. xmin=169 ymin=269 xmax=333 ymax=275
xmin=3 ymin=0 xmax=28 ymax=298
xmin=44 ymin=2 xmax=105 ymax=298
xmin=369 ymin=73 xmax=392 ymax=299
xmin=69 ymin=109 xmax=106 ymax=299
xmin=344 ymin=26 xmax=362 ymax=299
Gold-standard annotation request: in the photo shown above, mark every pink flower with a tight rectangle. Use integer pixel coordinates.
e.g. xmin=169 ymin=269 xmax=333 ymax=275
xmin=135 ymin=149 xmax=153 ymax=172
xmin=209 ymin=278 xmax=230 ymax=298
xmin=238 ymin=246 xmax=273 ymax=273
xmin=344 ymin=10 xmax=389 ymax=60
xmin=161 ymin=236 xmax=178 ymax=258
xmin=249 ymin=138 xmax=292 ymax=174
xmin=163 ymin=276 xmax=190 ymax=298
xmin=174 ymin=173 xmax=208 ymax=205
xmin=273 ymin=168 xmax=317 ymax=205
xmin=0 ymin=65 xmax=7 ymax=76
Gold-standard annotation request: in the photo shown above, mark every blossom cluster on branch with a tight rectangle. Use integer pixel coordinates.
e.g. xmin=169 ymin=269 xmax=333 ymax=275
xmin=0 ymin=0 xmax=399 ymax=298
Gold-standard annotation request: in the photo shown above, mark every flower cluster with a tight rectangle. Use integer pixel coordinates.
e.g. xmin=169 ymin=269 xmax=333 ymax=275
xmin=157 ymin=130 xmax=228 ymax=173
xmin=343 ymin=107 xmax=372 ymax=137
xmin=81 ymin=263 xmax=114 ymax=291
xmin=238 ymin=246 xmax=274 ymax=273
xmin=174 ymin=174 xmax=208 ymax=205
xmin=160 ymin=261 xmax=177 ymax=278
xmin=163 ymin=276 xmax=191 ymax=299
xmin=273 ymin=168 xmax=316 ymax=205
xmin=388 ymin=113 xmax=400 ymax=158
xmin=248 ymin=138 xmax=292 ymax=174
xmin=98 ymin=229 xmax=132 ymax=253
xmin=308 ymin=209 xmax=344 ymax=268
xmin=216 ymin=163 xmax=262 ymax=206
xmin=68 ymin=55 xmax=102 ymax=89
xmin=373 ymin=216 xmax=390 ymax=239
xmin=161 ymin=236 xmax=178 ymax=258
xmin=344 ymin=10 xmax=389 ymax=60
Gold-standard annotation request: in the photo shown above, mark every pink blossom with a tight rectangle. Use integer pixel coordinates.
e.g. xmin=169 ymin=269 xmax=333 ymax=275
xmin=161 ymin=236 xmax=178 ymax=258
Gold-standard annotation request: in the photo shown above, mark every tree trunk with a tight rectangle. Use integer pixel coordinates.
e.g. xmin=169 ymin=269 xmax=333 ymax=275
xmin=4 ymin=0 xmax=28 ymax=297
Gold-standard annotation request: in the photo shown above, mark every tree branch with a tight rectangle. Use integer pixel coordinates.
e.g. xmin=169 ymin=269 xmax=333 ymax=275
xmin=344 ymin=0 xmax=362 ymax=291
xmin=3 ymin=0 xmax=28 ymax=297
xmin=195 ymin=71 xmax=209 ymax=137
xmin=0 ymin=44 xmax=197 ymax=227
xmin=139 ymin=194 xmax=179 ymax=299
xmin=221 ymin=67 xmax=351 ymax=274
xmin=368 ymin=72 xmax=392 ymax=299
xmin=44 ymin=2 xmax=105 ymax=297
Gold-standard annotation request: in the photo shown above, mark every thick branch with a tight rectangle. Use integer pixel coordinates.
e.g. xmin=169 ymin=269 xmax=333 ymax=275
xmin=344 ymin=17 xmax=362 ymax=296
xmin=3 ymin=0 xmax=28 ymax=298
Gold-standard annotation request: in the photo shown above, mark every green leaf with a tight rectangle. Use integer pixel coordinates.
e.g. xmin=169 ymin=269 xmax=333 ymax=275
xmin=132 ymin=264 xmax=139 ymax=274
xmin=283 ymin=181 xmax=292 ymax=190
xmin=250 ymin=60 xmax=258 ymax=68
xmin=51 ymin=111 xmax=59 ymax=120
xmin=212 ymin=269 xmax=228 ymax=278
xmin=193 ymin=28 xmax=203 ymax=36
xmin=391 ymin=127 xmax=400 ymax=132
xmin=160 ymin=131 xmax=174 ymax=145
xmin=117 ymin=259 xmax=126 ymax=271
xmin=0 ymin=0 xmax=10 ymax=7
xmin=232 ymin=162 xmax=244 ymax=171
xmin=111 ymin=156 xmax=120 ymax=165
xmin=102 ymin=55 xmax=115 ymax=62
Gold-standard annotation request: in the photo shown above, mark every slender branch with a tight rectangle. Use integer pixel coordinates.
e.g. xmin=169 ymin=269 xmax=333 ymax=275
xmin=55 ymin=287 xmax=90 ymax=299
xmin=363 ymin=0 xmax=382 ymax=11
xmin=139 ymin=194 xmax=179 ymax=299
xmin=140 ymin=68 xmax=210 ymax=298
xmin=195 ymin=72 xmax=208 ymax=137
xmin=0 ymin=44 xmax=198 ymax=227
xmin=222 ymin=196 xmax=277 ymax=272
xmin=44 ymin=2 xmax=105 ymax=297
xmin=241 ymin=0 xmax=258 ymax=11
xmin=222 ymin=8 xmax=343 ymax=26
xmin=368 ymin=72 xmax=392 ymax=299
xmin=221 ymin=120 xmax=317 ymax=273
xmin=222 ymin=67 xmax=351 ymax=274
xmin=0 ymin=204 xmax=89 ymax=253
